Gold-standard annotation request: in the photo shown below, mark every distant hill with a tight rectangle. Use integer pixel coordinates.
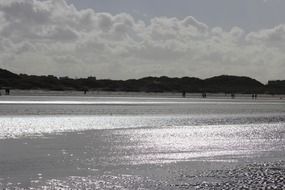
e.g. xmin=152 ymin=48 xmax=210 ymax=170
xmin=0 ymin=68 xmax=19 ymax=79
xmin=0 ymin=68 xmax=284 ymax=94
xmin=204 ymin=75 xmax=264 ymax=93
xmin=0 ymin=68 xmax=20 ymax=88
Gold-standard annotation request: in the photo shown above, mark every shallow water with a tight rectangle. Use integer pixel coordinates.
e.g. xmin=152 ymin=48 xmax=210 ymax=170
xmin=0 ymin=96 xmax=285 ymax=189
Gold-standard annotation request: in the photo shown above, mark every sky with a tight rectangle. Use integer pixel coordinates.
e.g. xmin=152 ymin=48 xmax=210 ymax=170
xmin=0 ymin=0 xmax=285 ymax=82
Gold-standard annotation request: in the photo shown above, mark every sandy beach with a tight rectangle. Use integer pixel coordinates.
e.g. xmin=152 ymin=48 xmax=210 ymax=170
xmin=0 ymin=95 xmax=285 ymax=189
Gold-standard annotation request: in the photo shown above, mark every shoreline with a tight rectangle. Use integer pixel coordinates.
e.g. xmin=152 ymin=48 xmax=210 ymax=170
xmin=0 ymin=89 xmax=285 ymax=99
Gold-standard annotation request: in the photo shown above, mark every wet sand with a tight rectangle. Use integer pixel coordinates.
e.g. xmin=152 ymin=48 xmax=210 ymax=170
xmin=0 ymin=129 xmax=285 ymax=189
xmin=0 ymin=96 xmax=285 ymax=189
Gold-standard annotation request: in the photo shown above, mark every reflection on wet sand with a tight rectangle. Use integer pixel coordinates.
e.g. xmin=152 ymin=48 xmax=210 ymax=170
xmin=0 ymin=97 xmax=284 ymax=189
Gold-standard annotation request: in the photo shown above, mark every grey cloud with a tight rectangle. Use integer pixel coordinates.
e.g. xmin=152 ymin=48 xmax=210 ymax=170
xmin=0 ymin=0 xmax=284 ymax=82
xmin=47 ymin=26 xmax=79 ymax=41
xmin=0 ymin=0 xmax=51 ymax=24
xmin=97 ymin=13 xmax=113 ymax=31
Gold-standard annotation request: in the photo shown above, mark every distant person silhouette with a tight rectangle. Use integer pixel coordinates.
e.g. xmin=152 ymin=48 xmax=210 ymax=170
xmin=5 ymin=88 xmax=10 ymax=95
xmin=182 ymin=91 xmax=186 ymax=98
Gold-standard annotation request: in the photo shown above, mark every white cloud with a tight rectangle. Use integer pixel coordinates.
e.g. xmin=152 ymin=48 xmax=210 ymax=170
xmin=247 ymin=25 xmax=285 ymax=47
xmin=0 ymin=0 xmax=284 ymax=82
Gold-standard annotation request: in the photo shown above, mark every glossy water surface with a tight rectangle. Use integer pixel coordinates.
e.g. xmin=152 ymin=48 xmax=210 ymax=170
xmin=0 ymin=95 xmax=284 ymax=189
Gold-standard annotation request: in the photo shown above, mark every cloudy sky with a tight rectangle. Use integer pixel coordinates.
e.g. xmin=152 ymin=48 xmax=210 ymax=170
xmin=0 ymin=0 xmax=285 ymax=82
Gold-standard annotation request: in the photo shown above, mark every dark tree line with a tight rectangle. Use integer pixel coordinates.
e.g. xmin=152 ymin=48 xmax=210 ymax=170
xmin=0 ymin=68 xmax=284 ymax=94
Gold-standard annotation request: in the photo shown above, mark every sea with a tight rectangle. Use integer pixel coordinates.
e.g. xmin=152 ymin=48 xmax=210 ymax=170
xmin=0 ymin=92 xmax=285 ymax=189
